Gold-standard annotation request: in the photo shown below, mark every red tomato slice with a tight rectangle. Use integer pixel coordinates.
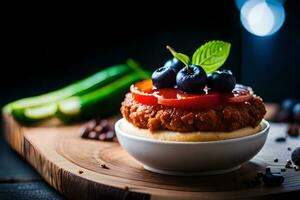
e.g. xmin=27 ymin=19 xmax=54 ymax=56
xmin=154 ymin=89 xmax=221 ymax=109
xmin=223 ymin=88 xmax=252 ymax=103
xmin=130 ymin=79 xmax=158 ymax=105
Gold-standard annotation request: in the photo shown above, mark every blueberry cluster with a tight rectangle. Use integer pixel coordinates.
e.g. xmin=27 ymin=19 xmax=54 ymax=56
xmin=151 ymin=58 xmax=236 ymax=93
xmin=276 ymin=98 xmax=300 ymax=123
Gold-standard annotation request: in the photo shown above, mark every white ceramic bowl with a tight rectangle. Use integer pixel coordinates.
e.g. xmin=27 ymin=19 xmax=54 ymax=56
xmin=115 ymin=118 xmax=270 ymax=175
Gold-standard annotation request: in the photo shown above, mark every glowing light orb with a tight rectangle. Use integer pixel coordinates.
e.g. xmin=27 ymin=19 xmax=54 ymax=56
xmin=240 ymin=0 xmax=285 ymax=37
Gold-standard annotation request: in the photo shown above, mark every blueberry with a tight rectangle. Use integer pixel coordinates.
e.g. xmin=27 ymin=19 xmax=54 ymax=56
xmin=207 ymin=70 xmax=236 ymax=93
xmin=152 ymin=66 xmax=176 ymax=89
xmin=292 ymin=147 xmax=300 ymax=166
xmin=176 ymin=65 xmax=207 ymax=93
xmin=164 ymin=57 xmax=185 ymax=73
xmin=281 ymin=98 xmax=299 ymax=112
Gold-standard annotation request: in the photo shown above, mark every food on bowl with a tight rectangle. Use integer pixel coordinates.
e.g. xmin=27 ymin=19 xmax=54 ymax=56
xmin=120 ymin=40 xmax=266 ymax=142
xmin=120 ymin=118 xmax=262 ymax=142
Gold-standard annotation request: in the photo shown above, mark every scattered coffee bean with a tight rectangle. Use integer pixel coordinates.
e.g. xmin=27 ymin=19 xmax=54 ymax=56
xmin=100 ymin=119 xmax=109 ymax=128
xmin=94 ymin=125 xmax=103 ymax=132
xmin=262 ymin=168 xmax=284 ymax=186
xmin=285 ymin=160 xmax=293 ymax=168
xmin=288 ymin=147 xmax=292 ymax=151
xmin=281 ymin=168 xmax=286 ymax=172
xmin=105 ymin=130 xmax=115 ymax=141
xmin=87 ymin=120 xmax=97 ymax=130
xmin=81 ymin=118 xmax=116 ymax=141
xmin=80 ymin=127 xmax=90 ymax=138
xmin=291 ymin=147 xmax=300 ymax=166
xmin=101 ymin=164 xmax=109 ymax=169
xmin=275 ymin=137 xmax=286 ymax=142
xmin=88 ymin=131 xmax=98 ymax=139
xmin=287 ymin=124 xmax=300 ymax=137
xmin=98 ymin=133 xmax=106 ymax=141
xmin=274 ymin=158 xmax=279 ymax=163
xmin=79 ymin=170 xmax=83 ymax=174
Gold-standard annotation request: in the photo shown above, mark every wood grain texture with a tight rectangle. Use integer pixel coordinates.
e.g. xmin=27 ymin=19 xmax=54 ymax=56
xmin=3 ymin=113 xmax=300 ymax=200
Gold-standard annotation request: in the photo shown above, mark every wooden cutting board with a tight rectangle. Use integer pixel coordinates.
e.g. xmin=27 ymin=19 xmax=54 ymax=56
xmin=2 ymin=113 xmax=300 ymax=200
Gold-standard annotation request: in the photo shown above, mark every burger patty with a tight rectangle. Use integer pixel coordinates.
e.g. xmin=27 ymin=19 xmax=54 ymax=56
xmin=120 ymin=93 xmax=266 ymax=132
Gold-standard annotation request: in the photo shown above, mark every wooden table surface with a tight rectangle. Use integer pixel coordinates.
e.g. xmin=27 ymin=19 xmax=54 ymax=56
xmin=0 ymin=133 xmax=62 ymax=200
xmin=1 ymin=104 xmax=300 ymax=200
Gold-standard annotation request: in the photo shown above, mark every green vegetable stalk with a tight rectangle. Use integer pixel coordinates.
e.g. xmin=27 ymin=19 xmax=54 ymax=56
xmin=4 ymin=59 xmax=149 ymax=124
xmin=56 ymin=73 xmax=142 ymax=123
xmin=8 ymin=64 xmax=130 ymax=111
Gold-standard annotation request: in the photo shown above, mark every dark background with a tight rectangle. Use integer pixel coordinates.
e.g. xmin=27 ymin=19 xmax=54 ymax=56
xmin=2 ymin=0 xmax=300 ymax=108
xmin=1 ymin=1 xmax=300 ymax=199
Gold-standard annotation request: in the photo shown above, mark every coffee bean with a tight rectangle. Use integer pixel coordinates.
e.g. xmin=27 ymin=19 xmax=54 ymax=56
xmin=275 ymin=137 xmax=286 ymax=142
xmin=80 ymin=127 xmax=90 ymax=138
xmin=101 ymin=164 xmax=109 ymax=169
xmin=106 ymin=130 xmax=115 ymax=140
xmin=100 ymin=119 xmax=109 ymax=127
xmin=94 ymin=125 xmax=103 ymax=132
xmin=274 ymin=158 xmax=279 ymax=163
xmin=288 ymin=147 xmax=292 ymax=151
xmin=98 ymin=133 xmax=106 ymax=141
xmin=87 ymin=120 xmax=97 ymax=130
xmin=281 ymin=168 xmax=286 ymax=172
xmin=88 ymin=131 xmax=98 ymax=139
xmin=286 ymin=160 xmax=293 ymax=168
xmin=100 ymin=126 xmax=109 ymax=133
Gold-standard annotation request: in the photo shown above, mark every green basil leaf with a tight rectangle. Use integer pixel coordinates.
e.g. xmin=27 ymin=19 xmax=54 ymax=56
xmin=166 ymin=46 xmax=190 ymax=66
xmin=192 ymin=40 xmax=231 ymax=74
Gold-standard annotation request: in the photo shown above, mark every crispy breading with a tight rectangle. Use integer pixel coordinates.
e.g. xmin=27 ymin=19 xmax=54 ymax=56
xmin=121 ymin=93 xmax=266 ymax=132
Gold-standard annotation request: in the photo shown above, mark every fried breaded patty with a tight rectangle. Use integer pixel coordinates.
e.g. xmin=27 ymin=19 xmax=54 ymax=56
xmin=120 ymin=93 xmax=266 ymax=132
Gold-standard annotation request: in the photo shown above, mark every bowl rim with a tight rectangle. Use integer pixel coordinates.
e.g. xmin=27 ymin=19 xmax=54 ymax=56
xmin=115 ymin=118 xmax=270 ymax=145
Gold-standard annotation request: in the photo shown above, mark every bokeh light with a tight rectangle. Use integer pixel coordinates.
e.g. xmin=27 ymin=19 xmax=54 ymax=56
xmin=239 ymin=0 xmax=285 ymax=37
